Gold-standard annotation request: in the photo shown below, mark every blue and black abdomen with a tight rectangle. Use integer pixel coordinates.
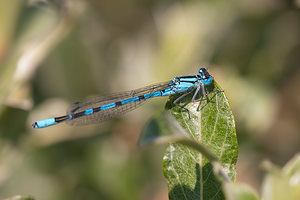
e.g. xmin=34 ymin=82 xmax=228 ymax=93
xmin=65 ymin=81 xmax=172 ymax=125
xmin=32 ymin=68 xmax=215 ymax=128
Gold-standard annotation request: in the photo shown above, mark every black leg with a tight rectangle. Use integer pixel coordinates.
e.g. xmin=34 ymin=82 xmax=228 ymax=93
xmin=191 ymin=86 xmax=201 ymax=102
xmin=173 ymin=90 xmax=194 ymax=119
xmin=173 ymin=90 xmax=193 ymax=105
xmin=193 ymin=89 xmax=224 ymax=103
xmin=172 ymin=87 xmax=224 ymax=117
xmin=173 ymin=90 xmax=193 ymax=110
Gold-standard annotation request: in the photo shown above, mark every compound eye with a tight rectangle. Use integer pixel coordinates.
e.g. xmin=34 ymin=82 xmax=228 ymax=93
xmin=199 ymin=68 xmax=207 ymax=73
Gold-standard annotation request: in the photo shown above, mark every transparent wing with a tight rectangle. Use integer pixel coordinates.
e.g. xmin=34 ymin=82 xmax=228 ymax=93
xmin=66 ymin=81 xmax=172 ymax=125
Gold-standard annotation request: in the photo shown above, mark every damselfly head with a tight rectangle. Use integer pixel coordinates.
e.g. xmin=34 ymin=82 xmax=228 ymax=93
xmin=198 ymin=68 xmax=213 ymax=85
xmin=198 ymin=68 xmax=211 ymax=79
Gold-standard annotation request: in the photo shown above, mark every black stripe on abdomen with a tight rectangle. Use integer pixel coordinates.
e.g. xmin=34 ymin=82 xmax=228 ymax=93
xmin=55 ymin=115 xmax=70 ymax=122
xmin=138 ymin=95 xmax=145 ymax=100
xmin=93 ymin=107 xmax=101 ymax=113
xmin=72 ymin=111 xmax=86 ymax=119
xmin=115 ymin=101 xmax=122 ymax=106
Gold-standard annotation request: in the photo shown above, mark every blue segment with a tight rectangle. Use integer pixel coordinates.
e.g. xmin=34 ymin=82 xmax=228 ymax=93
xmin=144 ymin=93 xmax=155 ymax=99
xmin=173 ymin=80 xmax=196 ymax=93
xmin=152 ymin=91 xmax=164 ymax=97
xmin=84 ymin=109 xmax=94 ymax=115
xmin=100 ymin=103 xmax=116 ymax=110
xmin=121 ymin=97 xmax=139 ymax=104
xmin=34 ymin=118 xmax=56 ymax=128
xmin=179 ymin=77 xmax=198 ymax=82
xmin=161 ymin=88 xmax=175 ymax=96
xmin=203 ymin=77 xmax=213 ymax=85
xmin=32 ymin=68 xmax=217 ymax=128
xmin=144 ymin=91 xmax=162 ymax=99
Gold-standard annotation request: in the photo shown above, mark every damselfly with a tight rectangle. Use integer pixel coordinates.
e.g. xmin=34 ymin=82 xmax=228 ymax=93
xmin=32 ymin=68 xmax=220 ymax=128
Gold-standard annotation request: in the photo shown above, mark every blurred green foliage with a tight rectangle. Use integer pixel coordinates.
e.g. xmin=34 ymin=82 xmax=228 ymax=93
xmin=0 ymin=0 xmax=300 ymax=199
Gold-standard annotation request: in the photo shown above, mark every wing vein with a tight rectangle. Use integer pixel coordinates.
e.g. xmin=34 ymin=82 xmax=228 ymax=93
xmin=66 ymin=81 xmax=172 ymax=125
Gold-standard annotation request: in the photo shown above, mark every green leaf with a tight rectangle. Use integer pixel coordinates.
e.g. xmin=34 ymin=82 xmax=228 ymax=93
xmin=223 ymin=182 xmax=259 ymax=200
xmin=261 ymin=154 xmax=300 ymax=200
xmin=161 ymin=81 xmax=238 ymax=200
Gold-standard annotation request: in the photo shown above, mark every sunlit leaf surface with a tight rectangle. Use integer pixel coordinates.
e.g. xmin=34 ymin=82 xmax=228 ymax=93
xmin=162 ymin=82 xmax=238 ymax=200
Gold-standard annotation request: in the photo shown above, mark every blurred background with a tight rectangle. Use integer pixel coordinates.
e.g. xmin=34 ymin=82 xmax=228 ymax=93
xmin=0 ymin=0 xmax=300 ymax=199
